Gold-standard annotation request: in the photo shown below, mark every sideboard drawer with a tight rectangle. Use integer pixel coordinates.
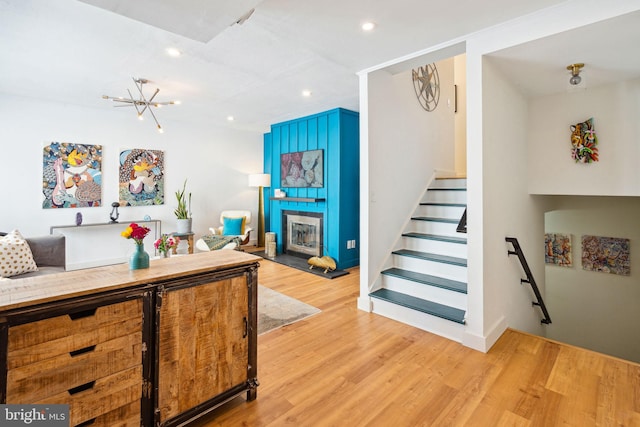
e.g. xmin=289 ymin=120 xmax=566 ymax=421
xmin=7 ymin=299 xmax=143 ymax=369
xmin=35 ymin=365 xmax=142 ymax=426
xmin=6 ymin=332 xmax=142 ymax=403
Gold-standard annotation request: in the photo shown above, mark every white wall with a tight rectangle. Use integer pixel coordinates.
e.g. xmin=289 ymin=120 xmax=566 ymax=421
xmin=465 ymin=57 xmax=548 ymax=349
xmin=544 ymin=196 xmax=640 ymax=363
xmin=360 ymin=58 xmax=456 ymax=300
xmin=454 ymin=54 xmax=467 ymax=175
xmin=529 ymin=79 xmax=640 ymax=195
xmin=0 ymin=93 xmax=263 ymax=264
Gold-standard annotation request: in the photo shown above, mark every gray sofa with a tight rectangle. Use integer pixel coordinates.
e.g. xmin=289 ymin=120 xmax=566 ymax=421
xmin=1 ymin=234 xmax=66 ymax=279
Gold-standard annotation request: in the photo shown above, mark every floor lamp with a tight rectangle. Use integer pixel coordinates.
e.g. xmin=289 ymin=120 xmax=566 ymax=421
xmin=248 ymin=173 xmax=271 ymax=247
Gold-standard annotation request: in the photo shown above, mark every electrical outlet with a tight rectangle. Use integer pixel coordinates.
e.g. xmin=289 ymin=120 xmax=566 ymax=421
xmin=351 ymin=240 xmax=356 ymax=249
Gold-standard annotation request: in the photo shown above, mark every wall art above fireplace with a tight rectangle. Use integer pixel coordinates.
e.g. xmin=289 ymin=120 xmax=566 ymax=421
xmin=280 ymin=149 xmax=323 ymax=188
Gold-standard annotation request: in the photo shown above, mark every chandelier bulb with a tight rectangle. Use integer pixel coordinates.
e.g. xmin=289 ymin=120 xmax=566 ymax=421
xmin=157 ymin=125 xmax=164 ymax=134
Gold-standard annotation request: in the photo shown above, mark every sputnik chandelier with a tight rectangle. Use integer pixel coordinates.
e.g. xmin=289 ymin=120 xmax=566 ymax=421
xmin=102 ymin=77 xmax=179 ymax=133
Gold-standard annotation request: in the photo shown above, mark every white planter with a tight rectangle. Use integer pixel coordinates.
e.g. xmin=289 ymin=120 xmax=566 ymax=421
xmin=176 ymin=218 xmax=192 ymax=234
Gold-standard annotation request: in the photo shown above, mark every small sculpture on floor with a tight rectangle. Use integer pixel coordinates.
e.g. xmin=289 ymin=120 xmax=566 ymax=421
xmin=308 ymin=255 xmax=336 ymax=274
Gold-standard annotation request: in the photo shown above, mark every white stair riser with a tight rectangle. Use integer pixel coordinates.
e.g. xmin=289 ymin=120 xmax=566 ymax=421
xmin=370 ymin=298 xmax=464 ymax=343
xmin=402 ymin=236 xmax=467 ymax=258
xmin=424 ymin=190 xmax=467 ymax=204
xmin=381 ymin=275 xmax=467 ymax=310
xmin=393 ymin=255 xmax=468 ymax=282
xmin=410 ymin=220 xmax=461 ymax=237
xmin=431 ymin=178 xmax=467 ymax=189
xmin=415 ymin=204 xmax=466 ymax=219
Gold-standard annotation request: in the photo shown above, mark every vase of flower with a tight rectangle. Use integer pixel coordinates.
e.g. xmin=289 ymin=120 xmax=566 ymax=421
xmin=121 ymin=222 xmax=151 ymax=270
xmin=154 ymin=234 xmax=180 ymax=258
xmin=130 ymin=241 xmax=150 ymax=270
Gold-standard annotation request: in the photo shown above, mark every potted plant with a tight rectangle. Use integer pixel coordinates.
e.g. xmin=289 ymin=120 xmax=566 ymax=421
xmin=174 ymin=179 xmax=192 ymax=233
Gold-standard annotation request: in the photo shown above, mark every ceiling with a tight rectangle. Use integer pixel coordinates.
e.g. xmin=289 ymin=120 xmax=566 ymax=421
xmin=1 ymin=0 xmax=635 ymax=133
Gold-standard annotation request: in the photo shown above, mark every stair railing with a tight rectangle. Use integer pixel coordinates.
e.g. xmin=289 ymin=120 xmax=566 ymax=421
xmin=505 ymin=237 xmax=552 ymax=324
xmin=456 ymin=208 xmax=467 ymax=233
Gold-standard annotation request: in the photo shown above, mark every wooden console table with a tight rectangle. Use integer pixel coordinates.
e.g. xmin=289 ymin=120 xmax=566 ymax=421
xmin=0 ymin=251 xmax=260 ymax=426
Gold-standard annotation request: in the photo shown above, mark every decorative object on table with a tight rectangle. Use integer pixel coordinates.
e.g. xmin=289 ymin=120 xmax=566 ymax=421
xmin=109 ymin=202 xmax=120 ymax=223
xmin=581 ymin=235 xmax=630 ymax=276
xmin=544 ymin=233 xmax=572 ymax=267
xmin=265 ymin=232 xmax=276 ymax=258
xmin=144 ymin=214 xmax=151 ymax=221
xmin=274 ymin=189 xmax=286 ymax=198
xmin=570 ymin=118 xmax=598 ymax=163
xmin=280 ymin=150 xmax=323 ymax=188
xmin=102 ymin=77 xmax=180 ymax=133
xmin=248 ymin=173 xmax=271 ymax=247
xmin=121 ymin=222 xmax=151 ymax=270
xmin=119 ymin=149 xmax=165 ymax=206
xmin=75 ymin=212 xmax=83 ymax=226
xmin=307 ymin=255 xmax=336 ymax=274
xmin=412 ymin=63 xmax=440 ymax=112
xmin=42 ymin=142 xmax=102 ymax=209
xmin=174 ymin=179 xmax=192 ymax=233
xmin=154 ymin=234 xmax=180 ymax=258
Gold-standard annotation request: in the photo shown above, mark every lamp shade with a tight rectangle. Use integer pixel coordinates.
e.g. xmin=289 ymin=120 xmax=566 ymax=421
xmin=248 ymin=173 xmax=271 ymax=188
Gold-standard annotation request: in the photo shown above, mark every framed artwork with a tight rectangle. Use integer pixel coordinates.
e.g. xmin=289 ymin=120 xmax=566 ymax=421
xmin=281 ymin=149 xmax=323 ymax=188
xmin=582 ymin=235 xmax=630 ymax=275
xmin=570 ymin=117 xmax=598 ymax=163
xmin=119 ymin=149 xmax=165 ymax=206
xmin=42 ymin=142 xmax=102 ymax=209
xmin=545 ymin=233 xmax=572 ymax=267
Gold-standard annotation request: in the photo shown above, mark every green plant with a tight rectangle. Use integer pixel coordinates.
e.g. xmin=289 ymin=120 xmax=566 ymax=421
xmin=174 ymin=179 xmax=192 ymax=219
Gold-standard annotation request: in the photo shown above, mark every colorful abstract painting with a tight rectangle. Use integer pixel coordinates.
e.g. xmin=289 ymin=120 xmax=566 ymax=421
xmin=570 ymin=117 xmax=598 ymax=163
xmin=582 ymin=235 xmax=630 ymax=275
xmin=545 ymin=233 xmax=573 ymax=267
xmin=281 ymin=149 xmax=323 ymax=188
xmin=42 ymin=142 xmax=102 ymax=209
xmin=119 ymin=149 xmax=165 ymax=206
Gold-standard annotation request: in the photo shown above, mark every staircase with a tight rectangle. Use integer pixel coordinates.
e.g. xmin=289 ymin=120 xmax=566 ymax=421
xmin=369 ymin=177 xmax=468 ymax=342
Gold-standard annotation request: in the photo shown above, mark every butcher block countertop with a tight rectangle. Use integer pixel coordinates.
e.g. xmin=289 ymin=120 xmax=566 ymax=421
xmin=0 ymin=250 xmax=261 ymax=312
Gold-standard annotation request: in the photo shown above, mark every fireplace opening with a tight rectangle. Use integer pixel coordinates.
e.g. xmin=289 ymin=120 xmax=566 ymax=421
xmin=282 ymin=210 xmax=323 ymax=258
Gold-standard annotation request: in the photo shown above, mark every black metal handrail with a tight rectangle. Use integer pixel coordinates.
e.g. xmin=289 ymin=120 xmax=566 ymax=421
xmin=505 ymin=237 xmax=552 ymax=324
xmin=456 ymin=208 xmax=467 ymax=234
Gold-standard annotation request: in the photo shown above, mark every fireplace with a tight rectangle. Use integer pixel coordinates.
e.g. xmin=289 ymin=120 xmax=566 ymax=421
xmin=282 ymin=210 xmax=323 ymax=258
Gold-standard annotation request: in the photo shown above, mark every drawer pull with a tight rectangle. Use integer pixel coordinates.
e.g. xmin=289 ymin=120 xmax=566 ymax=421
xmin=68 ymin=309 xmax=97 ymax=320
xmin=70 ymin=345 xmax=96 ymax=357
xmin=75 ymin=418 xmax=96 ymax=426
xmin=68 ymin=381 xmax=95 ymax=395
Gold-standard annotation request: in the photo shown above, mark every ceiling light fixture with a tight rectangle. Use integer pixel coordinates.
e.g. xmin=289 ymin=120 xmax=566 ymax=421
xmin=361 ymin=22 xmax=376 ymax=31
xmin=302 ymin=90 xmax=312 ymax=97
xmin=165 ymin=47 xmax=181 ymax=57
xmin=567 ymin=63 xmax=584 ymax=85
xmin=102 ymin=77 xmax=179 ymax=133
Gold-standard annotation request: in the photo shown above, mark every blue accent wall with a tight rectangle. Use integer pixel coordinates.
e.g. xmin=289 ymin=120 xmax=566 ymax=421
xmin=264 ymin=108 xmax=359 ymax=269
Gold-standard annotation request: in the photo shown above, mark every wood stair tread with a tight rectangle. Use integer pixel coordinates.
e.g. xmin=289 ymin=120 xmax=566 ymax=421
xmin=392 ymin=249 xmax=467 ymax=267
xmin=370 ymin=289 xmax=466 ymax=324
xmin=402 ymin=232 xmax=467 ymax=245
xmin=382 ymin=268 xmax=467 ymax=294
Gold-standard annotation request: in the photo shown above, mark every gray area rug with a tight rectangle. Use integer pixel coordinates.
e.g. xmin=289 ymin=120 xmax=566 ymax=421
xmin=258 ymin=285 xmax=321 ymax=335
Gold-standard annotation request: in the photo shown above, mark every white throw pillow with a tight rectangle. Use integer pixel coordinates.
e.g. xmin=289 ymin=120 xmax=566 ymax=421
xmin=0 ymin=230 xmax=38 ymax=278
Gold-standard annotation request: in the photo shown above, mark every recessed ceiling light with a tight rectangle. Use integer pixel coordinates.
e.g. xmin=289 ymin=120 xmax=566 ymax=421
xmin=361 ymin=22 xmax=376 ymax=31
xmin=302 ymin=90 xmax=312 ymax=97
xmin=227 ymin=115 xmax=235 ymax=121
xmin=165 ymin=47 xmax=181 ymax=57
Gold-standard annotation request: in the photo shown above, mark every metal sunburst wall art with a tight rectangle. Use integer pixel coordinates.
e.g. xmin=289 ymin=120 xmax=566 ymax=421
xmin=412 ymin=63 xmax=440 ymax=112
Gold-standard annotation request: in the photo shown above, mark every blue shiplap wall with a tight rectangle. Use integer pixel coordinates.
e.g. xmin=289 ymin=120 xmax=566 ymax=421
xmin=264 ymin=108 xmax=359 ymax=269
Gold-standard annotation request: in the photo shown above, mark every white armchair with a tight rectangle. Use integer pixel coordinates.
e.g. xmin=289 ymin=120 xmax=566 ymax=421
xmin=195 ymin=210 xmax=253 ymax=252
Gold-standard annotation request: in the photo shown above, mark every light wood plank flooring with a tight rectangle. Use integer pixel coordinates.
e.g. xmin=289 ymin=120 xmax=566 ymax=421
xmin=194 ymin=259 xmax=640 ymax=426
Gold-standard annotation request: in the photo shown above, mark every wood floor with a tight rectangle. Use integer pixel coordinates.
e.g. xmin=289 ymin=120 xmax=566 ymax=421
xmin=193 ymin=259 xmax=640 ymax=426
